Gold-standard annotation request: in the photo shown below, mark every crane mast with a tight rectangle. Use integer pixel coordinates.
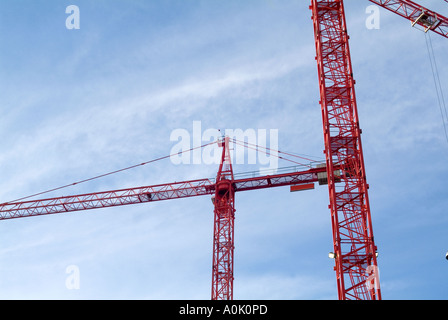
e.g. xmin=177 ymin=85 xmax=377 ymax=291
xmin=211 ymin=137 xmax=235 ymax=300
xmin=311 ymin=0 xmax=381 ymax=300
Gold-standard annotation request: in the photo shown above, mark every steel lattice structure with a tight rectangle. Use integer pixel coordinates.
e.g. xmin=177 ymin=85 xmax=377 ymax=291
xmin=0 ymin=163 xmax=324 ymax=221
xmin=369 ymin=0 xmax=448 ymax=39
xmin=0 ymin=0 xmax=446 ymax=300
xmin=311 ymin=0 xmax=380 ymax=300
xmin=211 ymin=137 xmax=236 ymax=300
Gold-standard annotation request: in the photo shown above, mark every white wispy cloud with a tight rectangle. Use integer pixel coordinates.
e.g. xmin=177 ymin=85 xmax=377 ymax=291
xmin=0 ymin=0 xmax=447 ymax=300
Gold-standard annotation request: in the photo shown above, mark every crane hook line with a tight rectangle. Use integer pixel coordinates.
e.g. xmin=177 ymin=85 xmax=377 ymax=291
xmin=425 ymin=31 xmax=448 ymax=146
xmin=230 ymin=137 xmax=323 ymax=164
xmin=3 ymin=137 xmax=324 ymax=205
xmin=2 ymin=141 xmax=217 ymax=205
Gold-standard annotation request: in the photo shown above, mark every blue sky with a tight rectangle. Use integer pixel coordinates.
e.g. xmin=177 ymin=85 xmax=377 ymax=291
xmin=0 ymin=0 xmax=447 ymax=299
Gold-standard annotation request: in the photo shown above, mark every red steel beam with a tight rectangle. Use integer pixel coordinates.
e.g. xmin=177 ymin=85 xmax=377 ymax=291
xmin=0 ymin=166 xmax=327 ymax=221
xmin=368 ymin=0 xmax=448 ymax=38
xmin=311 ymin=0 xmax=381 ymax=300
xmin=0 ymin=179 xmax=215 ymax=220
xmin=211 ymin=137 xmax=235 ymax=300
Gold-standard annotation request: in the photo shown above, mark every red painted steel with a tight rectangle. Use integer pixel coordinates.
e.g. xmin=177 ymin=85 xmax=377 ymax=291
xmin=211 ymin=137 xmax=235 ymax=300
xmin=0 ymin=166 xmax=326 ymax=221
xmin=310 ymin=0 xmax=381 ymax=300
xmin=368 ymin=0 xmax=448 ymax=39
xmin=0 ymin=137 xmax=329 ymax=300
xmin=0 ymin=179 xmax=215 ymax=220
xmin=290 ymin=183 xmax=315 ymax=192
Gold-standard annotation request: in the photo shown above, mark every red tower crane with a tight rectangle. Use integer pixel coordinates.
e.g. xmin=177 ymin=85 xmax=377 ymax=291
xmin=311 ymin=0 xmax=381 ymax=301
xmin=0 ymin=138 xmax=331 ymax=299
xmin=310 ymin=0 xmax=447 ymax=300
xmin=211 ymin=136 xmax=236 ymax=300
xmin=1 ymin=0 xmax=447 ymax=300
xmin=368 ymin=0 xmax=448 ymax=38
